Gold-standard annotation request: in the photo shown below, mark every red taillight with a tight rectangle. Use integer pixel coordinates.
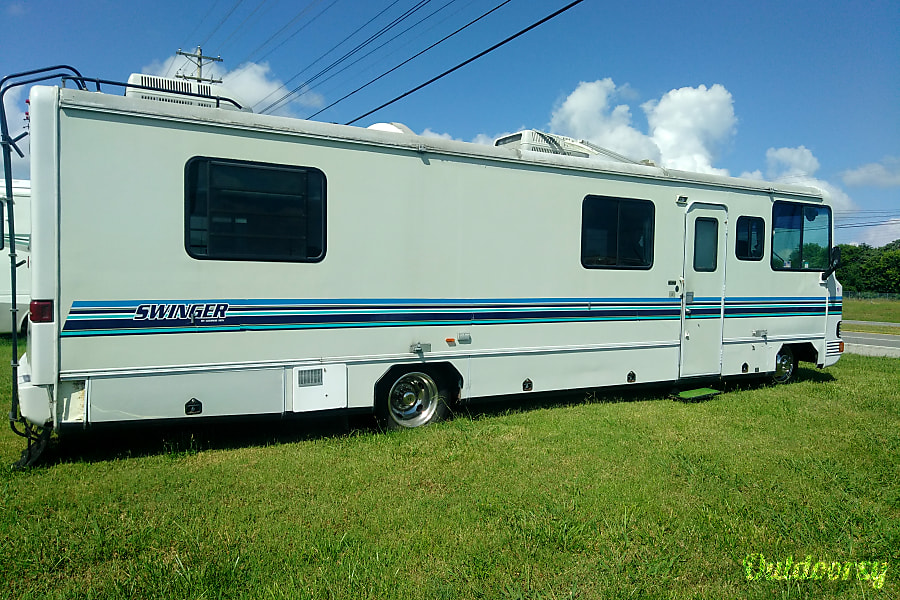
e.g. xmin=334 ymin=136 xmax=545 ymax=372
xmin=29 ymin=300 xmax=53 ymax=323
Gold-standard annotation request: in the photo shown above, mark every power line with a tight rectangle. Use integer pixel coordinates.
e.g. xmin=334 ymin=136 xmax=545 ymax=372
xmin=304 ymin=0 xmax=466 ymax=91
xmin=835 ymin=220 xmax=900 ymax=229
xmin=253 ymin=0 xmax=404 ymax=112
xmin=200 ymin=0 xmax=246 ymax=47
xmin=253 ymin=0 xmax=341 ymax=64
xmin=214 ymin=0 xmax=271 ymax=56
xmin=307 ymin=0 xmax=511 ymax=120
xmin=300 ymin=0 xmax=466 ymax=117
xmin=345 ymin=0 xmax=586 ymax=125
xmin=169 ymin=0 xmax=224 ymax=77
xmin=259 ymin=0 xmax=432 ymax=114
xmin=236 ymin=0 xmax=330 ymax=65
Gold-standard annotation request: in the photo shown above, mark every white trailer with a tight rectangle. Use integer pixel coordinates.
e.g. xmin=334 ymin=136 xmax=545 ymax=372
xmin=5 ymin=71 xmax=843 ymax=454
xmin=0 ymin=179 xmax=30 ymax=334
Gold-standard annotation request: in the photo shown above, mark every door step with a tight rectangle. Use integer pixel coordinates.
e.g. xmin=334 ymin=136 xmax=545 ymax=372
xmin=672 ymin=387 xmax=721 ymax=402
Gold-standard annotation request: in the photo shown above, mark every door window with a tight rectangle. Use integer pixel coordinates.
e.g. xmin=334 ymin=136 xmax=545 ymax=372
xmin=693 ymin=217 xmax=718 ymax=272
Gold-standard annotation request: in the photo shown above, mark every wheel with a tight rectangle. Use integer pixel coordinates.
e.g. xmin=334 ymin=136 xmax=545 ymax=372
xmin=771 ymin=345 xmax=797 ymax=384
xmin=380 ymin=370 xmax=451 ymax=429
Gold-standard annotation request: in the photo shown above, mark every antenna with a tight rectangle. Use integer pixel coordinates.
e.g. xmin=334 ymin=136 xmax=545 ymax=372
xmin=175 ymin=46 xmax=223 ymax=84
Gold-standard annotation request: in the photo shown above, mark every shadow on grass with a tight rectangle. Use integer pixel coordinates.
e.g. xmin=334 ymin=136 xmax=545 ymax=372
xmin=24 ymin=366 xmax=837 ymax=467
xmin=455 ymin=382 xmax=673 ymax=421
xmin=30 ymin=385 xmax=669 ymax=466
xmin=35 ymin=412 xmax=376 ymax=467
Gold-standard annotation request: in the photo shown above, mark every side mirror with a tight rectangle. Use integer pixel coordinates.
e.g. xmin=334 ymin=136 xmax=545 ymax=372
xmin=822 ymin=246 xmax=841 ymax=281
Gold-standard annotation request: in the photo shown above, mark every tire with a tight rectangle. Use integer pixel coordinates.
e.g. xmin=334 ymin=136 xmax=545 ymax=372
xmin=379 ymin=369 xmax=452 ymax=429
xmin=771 ymin=345 xmax=797 ymax=384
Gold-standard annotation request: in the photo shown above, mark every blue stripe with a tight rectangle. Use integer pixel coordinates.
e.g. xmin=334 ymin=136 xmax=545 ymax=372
xmin=60 ymin=296 xmax=838 ymax=338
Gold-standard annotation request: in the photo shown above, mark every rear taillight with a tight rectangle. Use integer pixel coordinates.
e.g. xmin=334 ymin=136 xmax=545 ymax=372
xmin=29 ymin=300 xmax=53 ymax=323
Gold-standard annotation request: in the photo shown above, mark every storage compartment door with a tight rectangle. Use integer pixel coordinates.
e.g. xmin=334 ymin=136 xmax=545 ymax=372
xmin=292 ymin=364 xmax=347 ymax=412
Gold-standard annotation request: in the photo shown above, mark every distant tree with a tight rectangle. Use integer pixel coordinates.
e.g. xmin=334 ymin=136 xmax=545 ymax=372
xmin=835 ymin=243 xmax=875 ymax=292
xmin=870 ymin=249 xmax=900 ymax=293
xmin=835 ymin=239 xmax=900 ymax=293
xmin=882 ymin=239 xmax=900 ymax=252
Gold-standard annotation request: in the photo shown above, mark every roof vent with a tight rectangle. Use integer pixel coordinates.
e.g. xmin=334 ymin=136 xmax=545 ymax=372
xmin=494 ymin=130 xmax=640 ymax=164
xmin=125 ymin=74 xmax=248 ymax=112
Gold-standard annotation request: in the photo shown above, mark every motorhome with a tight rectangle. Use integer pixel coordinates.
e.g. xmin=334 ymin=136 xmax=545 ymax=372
xmin=2 ymin=69 xmax=842 ymax=460
xmin=0 ymin=179 xmax=29 ymax=335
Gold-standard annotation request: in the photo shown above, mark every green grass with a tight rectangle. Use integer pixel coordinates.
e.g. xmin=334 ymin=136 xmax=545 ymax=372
xmin=843 ymin=298 xmax=900 ymax=323
xmin=842 ymin=323 xmax=900 ymax=335
xmin=0 ymin=346 xmax=898 ymax=598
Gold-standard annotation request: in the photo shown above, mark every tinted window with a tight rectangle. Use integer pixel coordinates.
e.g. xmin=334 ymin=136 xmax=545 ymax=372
xmin=581 ymin=196 xmax=654 ymax=269
xmin=186 ymin=158 xmax=325 ymax=262
xmin=771 ymin=202 xmax=831 ymax=270
xmin=736 ymin=216 xmax=765 ymax=260
xmin=693 ymin=217 xmax=718 ymax=272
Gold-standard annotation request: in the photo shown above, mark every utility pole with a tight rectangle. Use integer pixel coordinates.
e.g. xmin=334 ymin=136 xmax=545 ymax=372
xmin=175 ymin=47 xmax=223 ymax=84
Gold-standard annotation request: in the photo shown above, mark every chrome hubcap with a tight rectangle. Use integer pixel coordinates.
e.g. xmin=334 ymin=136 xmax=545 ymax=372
xmin=388 ymin=372 xmax=439 ymax=427
xmin=774 ymin=349 xmax=794 ymax=382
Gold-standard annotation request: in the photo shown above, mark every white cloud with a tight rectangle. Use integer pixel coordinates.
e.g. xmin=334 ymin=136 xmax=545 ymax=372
xmin=858 ymin=219 xmax=900 ymax=247
xmin=643 ymin=84 xmax=736 ymax=175
xmin=419 ymin=128 xmax=455 ymax=140
xmin=545 ymin=79 xmax=858 ymax=214
xmin=471 ymin=133 xmax=496 ymax=146
xmin=6 ymin=2 xmax=25 ymax=16
xmin=766 ymin=146 xmax=820 ymax=179
xmin=841 ymin=156 xmax=900 ymax=188
xmin=761 ymin=145 xmax=855 ymax=211
xmin=549 ymin=78 xmax=661 ymax=165
xmin=224 ymin=62 xmax=323 ymax=114
xmin=548 ymin=79 xmax=737 ymax=175
xmin=1 ymin=86 xmax=30 ymax=179
xmin=418 ymin=129 xmax=513 ymax=147
xmin=142 ymin=57 xmax=321 ymax=116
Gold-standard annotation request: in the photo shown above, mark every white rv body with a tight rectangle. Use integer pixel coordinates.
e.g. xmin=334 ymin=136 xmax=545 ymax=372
xmin=17 ymin=83 xmax=843 ymax=431
xmin=0 ymin=179 xmax=30 ymax=334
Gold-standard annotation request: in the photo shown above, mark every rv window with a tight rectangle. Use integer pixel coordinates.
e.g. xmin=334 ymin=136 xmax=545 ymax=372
xmin=581 ymin=196 xmax=654 ymax=269
xmin=693 ymin=218 xmax=718 ymax=272
xmin=185 ymin=158 xmax=325 ymax=262
xmin=735 ymin=216 xmax=765 ymax=261
xmin=771 ymin=201 xmax=831 ymax=271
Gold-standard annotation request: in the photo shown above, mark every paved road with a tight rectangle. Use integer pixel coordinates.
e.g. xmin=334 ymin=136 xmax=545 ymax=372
xmin=844 ymin=320 xmax=900 ymax=328
xmin=843 ymin=331 xmax=900 ymax=358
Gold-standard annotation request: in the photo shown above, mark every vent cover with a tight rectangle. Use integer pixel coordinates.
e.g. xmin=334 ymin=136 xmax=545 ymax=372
xmin=124 ymin=73 xmax=245 ymax=111
xmin=297 ymin=368 xmax=324 ymax=387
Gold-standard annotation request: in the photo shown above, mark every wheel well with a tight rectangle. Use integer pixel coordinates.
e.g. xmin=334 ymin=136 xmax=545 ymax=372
xmin=375 ymin=362 xmax=463 ymax=403
xmin=791 ymin=342 xmax=819 ymax=365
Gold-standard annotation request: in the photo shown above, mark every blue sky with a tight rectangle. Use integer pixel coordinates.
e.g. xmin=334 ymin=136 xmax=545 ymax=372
xmin=2 ymin=0 xmax=898 ymax=245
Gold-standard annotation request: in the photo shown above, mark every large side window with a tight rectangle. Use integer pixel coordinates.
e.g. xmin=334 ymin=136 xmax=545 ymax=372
xmin=581 ymin=195 xmax=654 ymax=269
xmin=735 ymin=216 xmax=765 ymax=261
xmin=186 ymin=157 xmax=325 ymax=262
xmin=771 ymin=201 xmax=831 ymax=270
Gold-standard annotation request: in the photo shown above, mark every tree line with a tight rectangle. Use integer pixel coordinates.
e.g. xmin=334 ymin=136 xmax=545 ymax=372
xmin=835 ymin=239 xmax=900 ymax=293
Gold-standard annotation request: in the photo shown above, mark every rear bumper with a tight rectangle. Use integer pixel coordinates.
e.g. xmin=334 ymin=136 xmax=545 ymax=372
xmin=17 ymin=354 xmax=52 ymax=426
xmin=823 ymin=340 xmax=843 ymax=367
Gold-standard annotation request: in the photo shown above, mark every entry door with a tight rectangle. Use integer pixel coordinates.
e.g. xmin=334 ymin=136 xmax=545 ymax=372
xmin=680 ymin=203 xmax=727 ymax=378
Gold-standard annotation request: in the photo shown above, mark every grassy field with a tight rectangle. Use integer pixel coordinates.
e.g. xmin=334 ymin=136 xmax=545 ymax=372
xmin=0 ymin=351 xmax=898 ymax=599
xmin=843 ymin=298 xmax=900 ymax=323
xmin=842 ymin=323 xmax=900 ymax=335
